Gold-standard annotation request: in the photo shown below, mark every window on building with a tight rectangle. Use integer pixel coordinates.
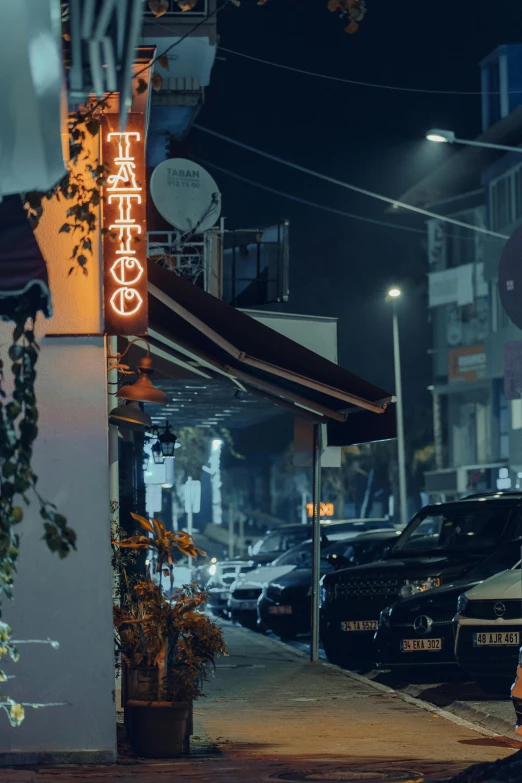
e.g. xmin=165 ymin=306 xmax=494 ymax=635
xmin=445 ymin=209 xmax=481 ymax=268
xmin=489 ymin=164 xmax=522 ymax=231
xmin=499 ymin=389 xmax=510 ymax=459
xmin=449 ymin=393 xmax=491 ymax=467
xmin=512 ymin=398 xmax=522 ymax=430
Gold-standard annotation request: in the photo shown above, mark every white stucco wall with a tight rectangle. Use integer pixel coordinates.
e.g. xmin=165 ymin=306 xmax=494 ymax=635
xmin=0 ymin=334 xmax=115 ymax=763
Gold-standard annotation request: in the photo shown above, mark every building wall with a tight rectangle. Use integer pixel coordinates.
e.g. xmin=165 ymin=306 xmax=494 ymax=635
xmin=0 ymin=128 xmax=115 ymax=762
xmin=0 ymin=335 xmax=115 ymax=763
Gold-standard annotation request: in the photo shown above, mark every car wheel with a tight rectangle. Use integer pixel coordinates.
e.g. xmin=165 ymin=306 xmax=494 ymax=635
xmin=477 ymin=677 xmax=514 ymax=695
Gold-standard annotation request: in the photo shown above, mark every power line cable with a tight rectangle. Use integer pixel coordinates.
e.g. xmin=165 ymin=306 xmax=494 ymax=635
xmin=198 ymin=158 xmax=425 ymax=234
xmin=144 ymin=17 xmax=505 ymax=97
xmin=217 ymin=46 xmax=521 ymax=96
xmin=194 ymin=124 xmax=510 ymax=240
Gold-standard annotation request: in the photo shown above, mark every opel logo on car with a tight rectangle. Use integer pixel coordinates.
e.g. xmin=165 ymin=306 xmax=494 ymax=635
xmin=413 ymin=615 xmax=433 ymax=635
xmin=494 ymin=601 xmax=506 ymax=617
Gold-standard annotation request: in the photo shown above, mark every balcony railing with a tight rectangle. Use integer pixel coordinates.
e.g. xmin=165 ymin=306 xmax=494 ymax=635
xmin=144 ymin=0 xmax=209 ymax=17
xmin=147 ymin=231 xmax=207 ymax=287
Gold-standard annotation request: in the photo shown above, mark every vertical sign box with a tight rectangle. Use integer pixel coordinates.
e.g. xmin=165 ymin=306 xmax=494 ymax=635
xmin=102 ymin=114 xmax=148 ymax=335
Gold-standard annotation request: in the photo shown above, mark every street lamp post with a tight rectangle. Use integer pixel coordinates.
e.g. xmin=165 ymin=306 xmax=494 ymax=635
xmin=426 ymin=129 xmax=522 ymax=154
xmin=387 ymin=288 xmax=408 ymax=527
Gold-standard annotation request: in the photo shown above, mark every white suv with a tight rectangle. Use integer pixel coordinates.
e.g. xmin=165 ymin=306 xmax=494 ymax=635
xmin=454 ymin=565 xmax=521 ymax=692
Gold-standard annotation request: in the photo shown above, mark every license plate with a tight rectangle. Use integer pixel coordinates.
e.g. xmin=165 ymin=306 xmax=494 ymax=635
xmin=239 ymin=601 xmax=257 ymax=610
xmin=473 ymin=631 xmax=520 ymax=646
xmin=401 ymin=638 xmax=442 ymax=652
xmin=268 ymin=605 xmax=292 ymax=615
xmin=341 ymin=620 xmax=377 ymax=632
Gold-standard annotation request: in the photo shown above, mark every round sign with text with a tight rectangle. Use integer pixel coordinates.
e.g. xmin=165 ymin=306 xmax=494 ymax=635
xmin=150 ymin=158 xmax=222 ymax=233
xmin=499 ymin=224 xmax=522 ymax=329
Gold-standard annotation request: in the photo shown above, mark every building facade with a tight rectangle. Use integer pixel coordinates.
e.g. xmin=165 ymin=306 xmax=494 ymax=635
xmin=417 ymin=45 xmax=522 ymax=498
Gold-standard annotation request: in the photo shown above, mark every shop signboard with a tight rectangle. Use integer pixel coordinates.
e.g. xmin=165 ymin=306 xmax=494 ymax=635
xmin=102 ymin=114 xmax=148 ymax=335
xmin=448 ymin=344 xmax=486 ymax=384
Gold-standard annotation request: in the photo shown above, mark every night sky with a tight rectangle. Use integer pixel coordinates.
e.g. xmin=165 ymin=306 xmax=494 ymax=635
xmin=187 ymin=0 xmax=522 ymax=435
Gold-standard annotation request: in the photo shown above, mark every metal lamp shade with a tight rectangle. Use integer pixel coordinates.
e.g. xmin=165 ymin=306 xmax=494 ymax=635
xmin=116 ymin=357 xmax=168 ymax=405
xmin=108 ymin=401 xmax=152 ymax=432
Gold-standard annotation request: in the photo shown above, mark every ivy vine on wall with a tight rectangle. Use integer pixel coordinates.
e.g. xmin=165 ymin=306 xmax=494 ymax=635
xmin=0 ymin=107 xmax=107 ymax=726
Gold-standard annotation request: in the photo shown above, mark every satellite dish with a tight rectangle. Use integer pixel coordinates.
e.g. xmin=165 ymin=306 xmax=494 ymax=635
xmin=499 ymin=225 xmax=522 ymax=329
xmin=150 ymin=158 xmax=222 ymax=234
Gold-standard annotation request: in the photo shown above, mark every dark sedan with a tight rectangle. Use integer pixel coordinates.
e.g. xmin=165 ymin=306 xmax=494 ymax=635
xmin=259 ymin=532 xmax=399 ymax=640
xmin=374 ymin=541 xmax=522 ymax=669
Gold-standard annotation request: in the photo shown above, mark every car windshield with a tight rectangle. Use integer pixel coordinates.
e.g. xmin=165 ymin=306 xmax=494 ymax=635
xmin=391 ymin=505 xmax=511 ymax=555
xmin=323 ymin=520 xmax=394 ymax=533
xmin=464 ymin=542 xmax=522 ymax=581
xmin=273 ymin=538 xmax=354 ymax=569
xmin=274 ymin=541 xmax=313 ymax=567
xmin=252 ymin=529 xmax=310 ymax=555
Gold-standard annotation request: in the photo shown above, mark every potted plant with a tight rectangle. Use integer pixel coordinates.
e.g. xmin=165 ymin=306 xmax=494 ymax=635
xmin=113 ymin=513 xmax=226 ymax=758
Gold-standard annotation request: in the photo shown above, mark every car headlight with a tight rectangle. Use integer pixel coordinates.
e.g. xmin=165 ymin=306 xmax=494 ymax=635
xmin=456 ymin=594 xmax=469 ymax=615
xmin=379 ymin=606 xmax=392 ymax=628
xmin=399 ymin=577 xmax=441 ymax=599
xmin=208 ymin=563 xmax=217 ymax=576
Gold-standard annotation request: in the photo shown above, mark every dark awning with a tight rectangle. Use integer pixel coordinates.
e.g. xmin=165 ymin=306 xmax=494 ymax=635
xmin=146 ymin=262 xmax=396 ymax=446
xmin=0 ymin=195 xmax=51 ymax=321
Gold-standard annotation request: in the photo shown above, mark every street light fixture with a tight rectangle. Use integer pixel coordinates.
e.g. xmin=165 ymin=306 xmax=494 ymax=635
xmin=158 ymin=421 xmax=178 ymax=458
xmin=426 ymin=128 xmax=522 ymax=154
xmin=426 ymin=129 xmax=456 ymax=144
xmin=151 ymin=440 xmax=164 ymax=465
xmin=108 ymin=337 xmax=168 ymax=406
xmin=387 ymin=288 xmax=408 ymax=527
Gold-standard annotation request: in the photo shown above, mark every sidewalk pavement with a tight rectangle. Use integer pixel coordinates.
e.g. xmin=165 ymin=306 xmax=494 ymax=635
xmin=0 ymin=625 xmax=520 ymax=783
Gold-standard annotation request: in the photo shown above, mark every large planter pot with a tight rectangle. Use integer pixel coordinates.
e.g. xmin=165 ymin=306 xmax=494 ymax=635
xmin=127 ymin=700 xmax=189 ymax=758
xmin=123 ymin=667 xmax=159 ymax=730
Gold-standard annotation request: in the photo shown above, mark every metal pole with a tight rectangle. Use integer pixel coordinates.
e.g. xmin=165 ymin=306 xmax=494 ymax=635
xmin=187 ymin=476 xmax=193 ymax=568
xmin=239 ymin=515 xmax=244 ymax=557
xmin=392 ymin=302 xmax=408 ymax=527
xmin=107 ymin=336 xmax=119 ymax=525
xmin=310 ymin=423 xmax=322 ymax=663
xmin=228 ymin=504 xmax=234 ymax=559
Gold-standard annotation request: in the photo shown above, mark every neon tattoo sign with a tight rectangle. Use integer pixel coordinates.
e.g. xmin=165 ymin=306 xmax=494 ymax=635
xmin=102 ymin=116 xmax=148 ymax=335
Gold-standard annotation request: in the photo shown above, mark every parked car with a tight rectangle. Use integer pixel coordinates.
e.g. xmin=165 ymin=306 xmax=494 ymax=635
xmin=259 ymin=531 xmax=399 ymax=639
xmin=248 ymin=519 xmax=394 ymax=567
xmin=229 ymin=529 xmax=385 ymax=629
xmin=374 ymin=540 xmax=522 ymax=669
xmin=454 ymin=564 xmax=521 ymax=692
xmin=206 ymin=560 xmax=254 ymax=617
xmin=320 ymin=493 xmax=522 ymax=668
